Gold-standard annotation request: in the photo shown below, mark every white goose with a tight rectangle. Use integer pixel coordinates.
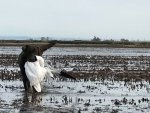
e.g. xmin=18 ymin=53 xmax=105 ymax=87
xmin=24 ymin=54 xmax=76 ymax=92
xmin=25 ymin=55 xmax=54 ymax=92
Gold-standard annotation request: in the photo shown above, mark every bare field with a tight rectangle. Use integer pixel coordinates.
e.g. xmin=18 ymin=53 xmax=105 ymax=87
xmin=1 ymin=42 xmax=150 ymax=48
xmin=0 ymin=46 xmax=150 ymax=113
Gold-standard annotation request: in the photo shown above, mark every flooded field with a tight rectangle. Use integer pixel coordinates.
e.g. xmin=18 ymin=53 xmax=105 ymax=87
xmin=1 ymin=46 xmax=150 ymax=113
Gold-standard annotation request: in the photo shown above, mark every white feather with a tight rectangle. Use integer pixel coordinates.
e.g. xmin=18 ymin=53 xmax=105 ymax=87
xmin=25 ymin=56 xmax=54 ymax=92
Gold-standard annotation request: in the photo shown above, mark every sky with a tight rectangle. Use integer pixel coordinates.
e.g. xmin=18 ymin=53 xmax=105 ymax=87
xmin=0 ymin=0 xmax=150 ymax=41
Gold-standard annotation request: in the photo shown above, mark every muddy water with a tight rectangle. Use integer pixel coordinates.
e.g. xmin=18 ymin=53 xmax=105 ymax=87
xmin=0 ymin=46 xmax=150 ymax=113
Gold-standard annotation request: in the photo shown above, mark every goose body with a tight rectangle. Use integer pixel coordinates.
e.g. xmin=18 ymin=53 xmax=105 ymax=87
xmin=25 ymin=56 xmax=53 ymax=92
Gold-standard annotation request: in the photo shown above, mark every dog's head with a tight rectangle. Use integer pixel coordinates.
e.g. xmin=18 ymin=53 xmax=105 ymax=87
xmin=22 ymin=45 xmax=42 ymax=56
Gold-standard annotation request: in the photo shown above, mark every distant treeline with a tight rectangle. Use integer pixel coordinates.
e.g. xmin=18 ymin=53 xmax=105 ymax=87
xmin=0 ymin=39 xmax=150 ymax=48
xmin=56 ymin=40 xmax=150 ymax=48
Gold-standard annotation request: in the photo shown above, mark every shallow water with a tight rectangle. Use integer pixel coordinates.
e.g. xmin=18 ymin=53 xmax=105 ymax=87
xmin=45 ymin=47 xmax=150 ymax=56
xmin=0 ymin=46 xmax=150 ymax=113
xmin=1 ymin=79 xmax=150 ymax=113
xmin=1 ymin=46 xmax=150 ymax=56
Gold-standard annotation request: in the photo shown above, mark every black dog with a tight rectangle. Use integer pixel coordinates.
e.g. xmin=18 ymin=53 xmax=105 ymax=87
xmin=18 ymin=42 xmax=76 ymax=92
xmin=18 ymin=43 xmax=56 ymax=92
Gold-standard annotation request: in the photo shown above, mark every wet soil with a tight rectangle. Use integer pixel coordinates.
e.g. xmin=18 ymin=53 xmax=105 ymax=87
xmin=0 ymin=47 xmax=150 ymax=113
